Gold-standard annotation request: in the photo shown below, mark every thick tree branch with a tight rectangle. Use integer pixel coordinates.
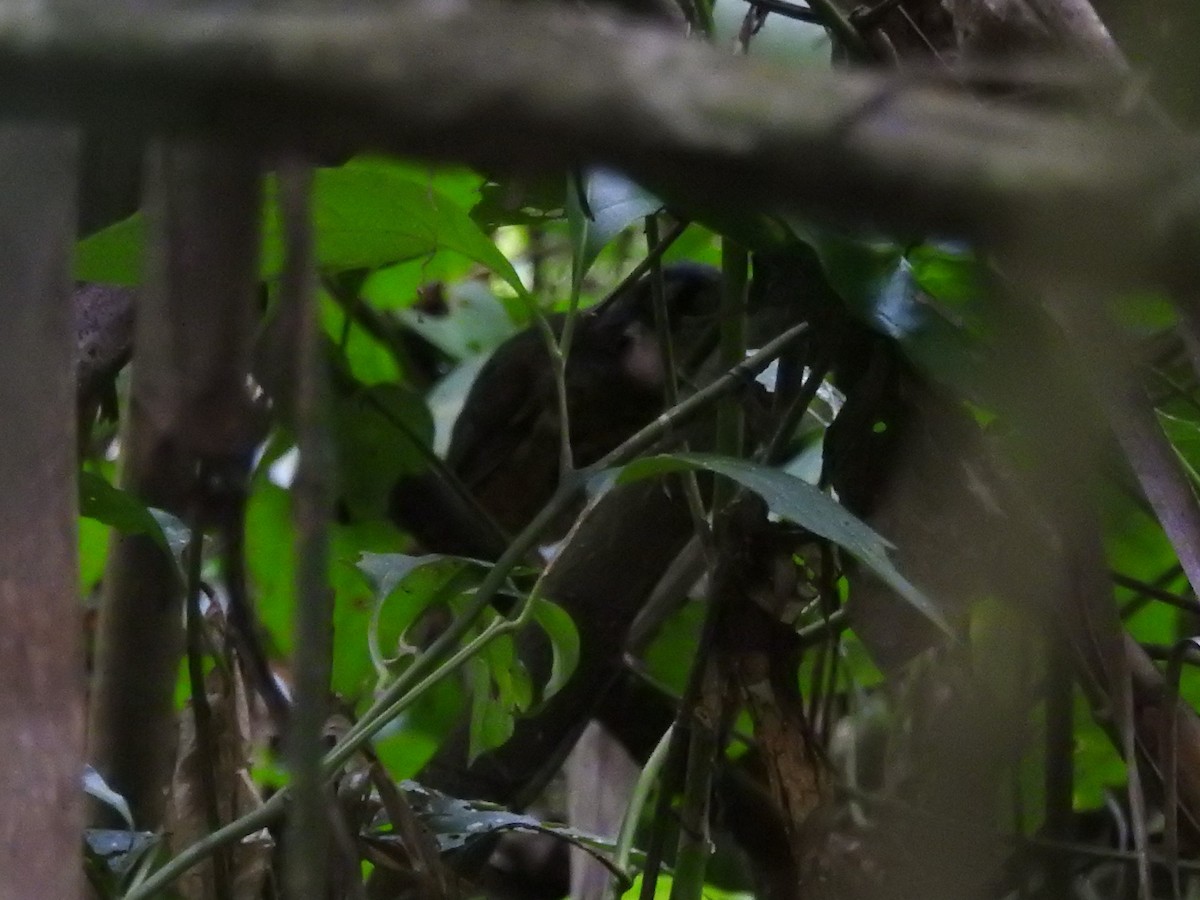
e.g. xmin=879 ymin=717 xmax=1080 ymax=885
xmin=0 ymin=0 xmax=1195 ymax=287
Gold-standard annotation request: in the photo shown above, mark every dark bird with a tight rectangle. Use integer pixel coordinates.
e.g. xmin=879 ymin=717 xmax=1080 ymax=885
xmin=391 ymin=263 xmax=721 ymax=558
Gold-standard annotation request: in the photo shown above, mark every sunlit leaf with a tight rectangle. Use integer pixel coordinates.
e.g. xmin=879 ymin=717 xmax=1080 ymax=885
xmin=321 ymin=292 xmax=401 ymax=386
xmin=247 ymin=484 xmax=411 ymax=700
xmin=76 ymin=164 xmax=526 ymax=298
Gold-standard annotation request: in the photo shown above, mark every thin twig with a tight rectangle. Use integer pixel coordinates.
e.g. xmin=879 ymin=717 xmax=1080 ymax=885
xmin=646 ymin=216 xmax=712 ymax=552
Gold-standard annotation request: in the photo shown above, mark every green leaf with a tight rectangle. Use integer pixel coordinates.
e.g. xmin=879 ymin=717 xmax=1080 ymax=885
xmin=468 ymin=654 xmax=516 ymax=762
xmin=75 ymin=214 xmax=143 ymax=284
xmin=530 ymin=598 xmax=580 ymax=704
xmin=358 ymin=252 xmax=474 ymax=313
xmin=567 ymin=168 xmax=661 ymax=286
xmin=76 ymin=163 xmax=527 ymax=298
xmin=371 ymin=678 xmax=464 ymax=780
xmin=320 ymin=292 xmax=400 ymax=386
xmin=271 ymin=166 xmax=524 ymax=294
xmin=331 ymin=382 xmax=434 ymax=522
xmin=247 ymin=483 xmax=412 ymax=700
xmin=786 ymin=224 xmax=990 ymax=393
xmin=79 ymin=471 xmax=189 ymax=564
xmin=644 ymin=599 xmax=704 ymax=695
xmin=79 ymin=515 xmax=109 ymax=592
xmin=1159 ymin=410 xmax=1200 ymax=487
xmin=618 ymin=453 xmax=951 ymax=636
xmin=345 ymin=157 xmax=485 ymax=211
xmin=356 ymin=551 xmax=490 ymax=687
xmin=79 ymin=471 xmax=162 ymax=546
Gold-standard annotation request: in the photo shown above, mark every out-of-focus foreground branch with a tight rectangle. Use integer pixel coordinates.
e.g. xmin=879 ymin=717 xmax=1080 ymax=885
xmin=0 ymin=0 xmax=1195 ymax=288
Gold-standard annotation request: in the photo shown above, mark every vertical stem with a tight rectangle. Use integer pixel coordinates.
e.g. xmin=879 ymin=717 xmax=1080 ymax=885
xmin=1043 ymin=632 xmax=1074 ymax=898
xmin=646 ymin=216 xmax=711 ymax=545
xmin=714 ymin=240 xmax=748 ymax=510
xmin=91 ymin=138 xmax=262 ymax=828
xmin=0 ymin=125 xmax=82 ymax=898
xmin=184 ymin=522 xmax=232 ymax=900
xmin=667 ymin=666 xmax=721 ymax=900
xmin=281 ymin=161 xmax=334 ymax=900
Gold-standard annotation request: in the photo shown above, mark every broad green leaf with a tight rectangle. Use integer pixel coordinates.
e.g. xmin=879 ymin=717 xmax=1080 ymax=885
xmin=468 ymin=654 xmax=516 ymax=762
xmin=356 ymin=551 xmax=491 ymax=684
xmin=359 ymin=252 xmax=475 ymax=313
xmin=76 ymin=164 xmax=526 ymax=297
xmin=264 ymin=167 xmax=524 ymax=294
xmin=79 ymin=471 xmax=189 ymax=564
xmin=356 ymin=552 xmax=450 ymax=605
xmin=620 ymin=875 xmax=752 ymax=900
xmin=75 ymin=214 xmax=143 ymax=284
xmin=662 ymin=222 xmax=724 ymax=267
xmin=906 ymin=241 xmax=981 ymax=307
xmin=484 ymin=633 xmax=533 ymax=713
xmin=786 ymin=223 xmax=991 ymax=392
xmin=345 ymin=157 xmax=485 ymax=211
xmin=467 ymin=633 xmax=535 ymax=760
xmin=148 ymin=509 xmax=192 ymax=563
xmin=246 ymin=483 xmax=409 ymax=700
xmin=619 ymin=453 xmax=951 ymax=635
xmin=320 ymin=292 xmax=401 ymax=386
xmin=331 ymin=382 xmax=433 ymax=522
xmin=644 ymin=598 xmax=704 ymax=696
xmin=371 ymin=677 xmax=464 ymax=780
xmin=79 ymin=470 xmax=163 ymax=548
xmin=567 ymin=168 xmax=661 ymax=286
xmin=1072 ymin=690 xmax=1127 ymax=810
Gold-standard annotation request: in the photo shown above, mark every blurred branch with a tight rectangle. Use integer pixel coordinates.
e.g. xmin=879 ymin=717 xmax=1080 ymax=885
xmin=3 ymin=0 xmax=1197 ymax=288
xmin=0 ymin=124 xmax=82 ymax=900
xmin=280 ymin=161 xmax=334 ymax=900
xmin=88 ymin=138 xmax=264 ymax=828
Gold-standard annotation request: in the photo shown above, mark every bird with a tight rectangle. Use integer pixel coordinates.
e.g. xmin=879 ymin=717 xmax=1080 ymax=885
xmin=391 ymin=262 xmax=721 ymax=558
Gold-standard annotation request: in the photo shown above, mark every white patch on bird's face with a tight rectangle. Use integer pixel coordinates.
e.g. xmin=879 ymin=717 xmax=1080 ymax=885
xmin=620 ymin=322 xmax=664 ymax=387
